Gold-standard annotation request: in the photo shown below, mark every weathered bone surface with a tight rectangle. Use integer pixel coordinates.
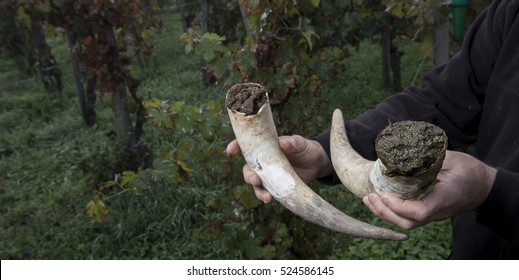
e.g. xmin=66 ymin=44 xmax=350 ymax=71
xmin=331 ymin=109 xmax=447 ymax=200
xmin=226 ymin=83 xmax=407 ymax=241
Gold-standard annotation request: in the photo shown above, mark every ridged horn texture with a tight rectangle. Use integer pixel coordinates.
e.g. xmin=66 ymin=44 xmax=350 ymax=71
xmin=331 ymin=109 xmax=447 ymax=200
xmin=226 ymin=83 xmax=407 ymax=241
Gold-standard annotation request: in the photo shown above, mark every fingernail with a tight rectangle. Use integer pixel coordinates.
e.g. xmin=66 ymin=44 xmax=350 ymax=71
xmin=261 ymin=193 xmax=269 ymax=203
xmin=279 ymin=140 xmax=288 ymax=150
xmin=279 ymin=138 xmax=292 ymax=152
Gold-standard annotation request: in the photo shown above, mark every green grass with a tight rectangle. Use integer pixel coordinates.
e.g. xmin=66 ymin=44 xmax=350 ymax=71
xmin=0 ymin=6 xmax=450 ymax=259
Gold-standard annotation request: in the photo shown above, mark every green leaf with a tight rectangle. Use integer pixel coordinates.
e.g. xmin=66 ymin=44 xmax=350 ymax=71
xmin=287 ymin=6 xmax=299 ymax=17
xmin=120 ymin=170 xmax=138 ymax=187
xmin=171 ymin=173 xmax=183 ymax=185
xmin=202 ymin=48 xmax=216 ymax=61
xmin=311 ymin=0 xmax=320 ymax=8
xmin=154 ymin=111 xmax=173 ymax=128
xmin=211 ymin=56 xmax=230 ymax=79
xmin=198 ymin=33 xmax=224 ymax=61
xmin=177 ymin=160 xmax=194 ymax=173
xmin=234 ymin=185 xmax=260 ymax=210
xmin=175 ymin=114 xmax=192 ymax=133
xmin=202 ymin=33 xmax=224 ymax=41
xmin=16 ymin=7 xmax=31 ymax=27
xmin=143 ymin=97 xmax=161 ymax=109
xmin=184 ymin=43 xmax=194 ymax=54
xmin=392 ymin=3 xmax=405 ymax=19
xmin=101 ymin=180 xmax=116 ymax=189
xmin=170 ymin=101 xmax=184 ymax=112
xmin=86 ymin=196 xmax=109 ymax=222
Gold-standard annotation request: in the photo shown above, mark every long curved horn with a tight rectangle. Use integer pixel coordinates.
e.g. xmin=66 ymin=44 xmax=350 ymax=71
xmin=226 ymin=83 xmax=407 ymax=241
xmin=330 ymin=109 xmax=446 ymax=200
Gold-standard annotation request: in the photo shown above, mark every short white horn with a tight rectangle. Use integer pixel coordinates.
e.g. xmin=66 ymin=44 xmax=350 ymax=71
xmin=227 ymin=83 xmax=407 ymax=241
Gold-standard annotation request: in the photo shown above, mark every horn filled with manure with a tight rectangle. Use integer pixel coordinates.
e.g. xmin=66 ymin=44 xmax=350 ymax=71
xmin=330 ymin=109 xmax=447 ymax=200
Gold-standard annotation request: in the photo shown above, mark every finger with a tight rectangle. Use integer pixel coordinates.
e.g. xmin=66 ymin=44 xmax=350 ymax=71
xmin=363 ymin=193 xmax=420 ymax=230
xmin=242 ymin=164 xmax=273 ymax=203
xmin=381 ymin=195 xmax=429 ymax=223
xmin=243 ymin=164 xmax=262 ymax=187
xmin=231 ymin=140 xmax=273 ymax=203
xmin=253 ymin=185 xmax=273 ymax=204
xmin=226 ymin=139 xmax=241 ymax=156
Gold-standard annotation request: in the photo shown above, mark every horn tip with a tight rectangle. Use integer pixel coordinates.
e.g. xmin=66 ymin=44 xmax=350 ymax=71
xmin=395 ymin=233 xmax=409 ymax=241
xmin=332 ymin=109 xmax=345 ymax=126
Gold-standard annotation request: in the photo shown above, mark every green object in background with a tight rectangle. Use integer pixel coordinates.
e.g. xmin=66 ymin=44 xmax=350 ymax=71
xmin=451 ymin=0 xmax=469 ymax=42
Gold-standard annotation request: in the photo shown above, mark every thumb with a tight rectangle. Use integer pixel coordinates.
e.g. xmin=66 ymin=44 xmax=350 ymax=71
xmin=279 ymin=135 xmax=309 ymax=155
xmin=279 ymin=136 xmax=297 ymax=154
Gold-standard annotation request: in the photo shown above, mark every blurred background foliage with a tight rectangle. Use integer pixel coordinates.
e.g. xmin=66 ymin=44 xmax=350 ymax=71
xmin=1 ymin=0 xmax=489 ymax=259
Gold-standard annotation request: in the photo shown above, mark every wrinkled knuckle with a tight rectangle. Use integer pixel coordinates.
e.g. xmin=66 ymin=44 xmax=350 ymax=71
xmin=243 ymin=165 xmax=255 ymax=176
xmin=242 ymin=165 xmax=255 ymax=185
xmin=252 ymin=175 xmax=262 ymax=187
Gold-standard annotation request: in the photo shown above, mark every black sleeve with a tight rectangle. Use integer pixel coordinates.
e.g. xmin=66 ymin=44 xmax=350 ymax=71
xmin=477 ymin=169 xmax=519 ymax=248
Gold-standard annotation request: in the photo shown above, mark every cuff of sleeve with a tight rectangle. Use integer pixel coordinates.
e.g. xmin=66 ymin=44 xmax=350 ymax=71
xmin=476 ymin=167 xmax=519 ymax=248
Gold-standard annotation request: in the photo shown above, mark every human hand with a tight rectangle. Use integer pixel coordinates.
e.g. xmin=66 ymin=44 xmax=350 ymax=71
xmin=226 ymin=135 xmax=332 ymax=203
xmin=363 ymin=150 xmax=497 ymax=229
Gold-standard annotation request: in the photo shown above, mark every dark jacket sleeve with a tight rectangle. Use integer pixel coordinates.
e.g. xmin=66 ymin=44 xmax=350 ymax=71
xmin=477 ymin=169 xmax=519 ymax=248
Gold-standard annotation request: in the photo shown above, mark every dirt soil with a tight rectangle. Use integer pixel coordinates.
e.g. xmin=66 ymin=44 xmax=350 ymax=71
xmin=226 ymin=83 xmax=268 ymax=115
xmin=375 ymin=121 xmax=447 ymax=177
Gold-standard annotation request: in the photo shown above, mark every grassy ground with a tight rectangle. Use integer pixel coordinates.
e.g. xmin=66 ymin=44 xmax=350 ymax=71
xmin=0 ymin=7 xmax=451 ymax=259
